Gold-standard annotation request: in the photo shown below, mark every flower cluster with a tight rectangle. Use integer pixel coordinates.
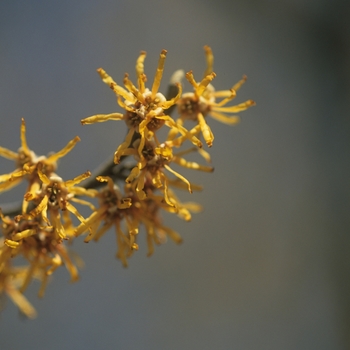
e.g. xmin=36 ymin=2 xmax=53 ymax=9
xmin=0 ymin=121 xmax=93 ymax=317
xmin=0 ymin=46 xmax=254 ymax=317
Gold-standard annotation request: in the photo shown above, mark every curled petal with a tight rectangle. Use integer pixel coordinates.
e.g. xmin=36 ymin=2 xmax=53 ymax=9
xmin=81 ymin=113 xmax=124 ymax=125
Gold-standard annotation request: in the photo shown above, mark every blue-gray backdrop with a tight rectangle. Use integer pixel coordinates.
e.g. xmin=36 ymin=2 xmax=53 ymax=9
xmin=0 ymin=1 xmax=349 ymax=349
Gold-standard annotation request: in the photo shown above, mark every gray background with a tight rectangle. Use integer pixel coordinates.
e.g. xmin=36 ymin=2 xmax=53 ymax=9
xmin=0 ymin=0 xmax=349 ymax=349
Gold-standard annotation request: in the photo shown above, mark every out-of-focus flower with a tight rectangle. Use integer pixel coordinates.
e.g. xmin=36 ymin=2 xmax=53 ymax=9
xmin=0 ymin=255 xmax=37 ymax=319
xmin=74 ymin=175 xmax=202 ymax=266
xmin=74 ymin=176 xmax=133 ymax=266
xmin=0 ymin=118 xmax=81 ymax=214
xmin=0 ymin=212 xmax=80 ymax=318
xmin=125 ymin=140 xmax=213 ymax=204
xmin=1 ymin=211 xmax=83 ymax=300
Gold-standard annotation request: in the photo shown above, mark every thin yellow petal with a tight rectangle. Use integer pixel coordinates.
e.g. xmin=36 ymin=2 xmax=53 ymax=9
xmin=70 ymin=197 xmax=96 ymax=211
xmin=196 ymin=72 xmax=216 ymax=97
xmin=163 ymin=176 xmax=176 ymax=207
xmin=45 ymin=254 xmax=62 ymax=276
xmin=126 ymin=166 xmax=140 ymax=183
xmin=161 ymin=225 xmax=183 ymax=244
xmin=94 ymin=221 xmax=113 ymax=242
xmin=0 ymin=177 xmax=22 ymax=193
xmin=46 ymin=136 xmax=81 ymax=164
xmin=164 ymin=164 xmax=192 ymax=193
xmin=20 ymin=118 xmax=30 ymax=155
xmin=6 ymin=285 xmax=37 ymax=318
xmin=185 ymin=71 xmax=198 ymax=89
xmin=123 ymin=73 xmax=146 ymax=104
xmin=20 ymin=254 xmax=40 ymax=293
xmin=81 ymin=113 xmax=124 ymax=125
xmin=172 ymin=156 xmax=214 ymax=172
xmin=197 ymin=112 xmax=214 ymax=147
xmin=97 ymin=67 xmax=116 ymax=86
xmin=75 ymin=207 xmax=105 ymax=236
xmin=0 ymin=146 xmax=18 ymax=160
xmin=160 ymin=83 xmax=182 ymax=110
xmin=232 ymin=75 xmax=247 ymax=92
xmin=66 ymin=202 xmax=85 ymax=223
xmin=114 ymin=128 xmax=135 ymax=164
xmin=203 ymin=45 xmax=214 ymax=78
xmin=152 ymin=49 xmax=167 ymax=99
xmin=212 ymin=99 xmax=256 ymax=113
xmin=56 ymin=244 xmax=79 ymax=282
xmin=37 ymin=165 xmax=51 ymax=185
xmin=136 ymin=51 xmax=147 ymax=93
xmin=50 ymin=211 xmax=66 ymax=240
xmin=111 ymin=82 xmax=135 ymax=102
xmin=210 ymin=111 xmax=240 ymax=125
xmin=23 ymin=195 xmax=49 ymax=220
xmin=69 ymin=187 xmax=98 ymax=197
xmin=64 ymin=171 xmax=91 ymax=187
xmin=13 ymin=229 xmax=37 ymax=241
xmin=84 ymin=219 xmax=102 ymax=242
xmin=4 ymin=239 xmax=20 ymax=248
xmin=214 ymin=89 xmax=236 ymax=107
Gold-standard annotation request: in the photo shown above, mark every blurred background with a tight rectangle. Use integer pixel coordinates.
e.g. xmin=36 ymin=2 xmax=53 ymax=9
xmin=0 ymin=0 xmax=349 ymax=349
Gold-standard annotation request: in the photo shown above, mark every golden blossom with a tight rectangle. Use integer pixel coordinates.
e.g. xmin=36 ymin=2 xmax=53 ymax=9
xmin=16 ymin=166 xmax=93 ymax=241
xmin=174 ymin=46 xmax=256 ymax=147
xmin=81 ymin=50 xmax=202 ymax=164
xmin=0 ymin=211 xmax=83 ymax=308
xmin=0 ymin=118 xmax=81 ymax=214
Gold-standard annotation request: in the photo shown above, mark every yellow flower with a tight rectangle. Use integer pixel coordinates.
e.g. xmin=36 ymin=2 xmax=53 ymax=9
xmin=174 ymin=46 xmax=256 ymax=147
xmin=146 ymin=186 xmax=203 ymax=222
xmin=122 ymin=182 xmax=185 ymax=260
xmin=81 ymin=50 xmax=202 ymax=164
xmin=16 ymin=165 xmax=93 ymax=241
xmin=125 ymin=140 xmax=213 ymax=206
xmin=0 ymin=212 xmax=82 ymax=301
xmin=0 ymin=257 xmax=37 ymax=318
xmin=74 ymin=175 xmax=197 ymax=266
xmin=0 ymin=118 xmax=81 ymax=214
xmin=74 ymin=176 xmax=133 ymax=266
